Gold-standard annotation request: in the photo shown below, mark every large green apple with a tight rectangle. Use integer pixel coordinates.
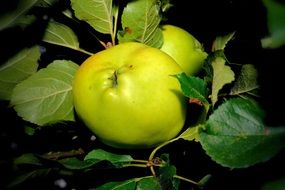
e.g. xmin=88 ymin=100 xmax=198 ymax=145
xmin=73 ymin=42 xmax=187 ymax=149
xmin=160 ymin=25 xmax=208 ymax=76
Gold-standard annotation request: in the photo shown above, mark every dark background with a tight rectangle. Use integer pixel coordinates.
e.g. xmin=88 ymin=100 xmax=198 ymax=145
xmin=164 ymin=0 xmax=285 ymax=126
xmin=1 ymin=0 xmax=285 ymax=189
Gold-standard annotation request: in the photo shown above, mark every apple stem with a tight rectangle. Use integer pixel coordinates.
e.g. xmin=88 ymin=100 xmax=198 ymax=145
xmin=132 ymin=159 xmax=149 ymax=164
xmin=173 ymin=175 xmax=199 ymax=185
xmin=122 ymin=163 xmax=148 ymax=168
xmin=148 ymin=137 xmax=180 ymax=176
xmin=122 ymin=159 xmax=164 ymax=169
xmin=107 ymin=70 xmax=119 ymax=87
xmin=76 ymin=48 xmax=94 ymax=56
xmin=112 ymin=5 xmax=119 ymax=46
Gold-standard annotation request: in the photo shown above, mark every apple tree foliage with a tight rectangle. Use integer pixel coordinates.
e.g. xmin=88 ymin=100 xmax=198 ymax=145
xmin=0 ymin=0 xmax=285 ymax=189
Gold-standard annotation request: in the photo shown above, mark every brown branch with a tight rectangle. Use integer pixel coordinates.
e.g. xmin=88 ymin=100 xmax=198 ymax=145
xmin=42 ymin=148 xmax=85 ymax=160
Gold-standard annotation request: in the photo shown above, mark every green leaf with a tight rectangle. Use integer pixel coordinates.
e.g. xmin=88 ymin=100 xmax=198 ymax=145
xmin=0 ymin=46 xmax=40 ymax=100
xmin=157 ymin=164 xmax=177 ymax=190
xmin=262 ymin=177 xmax=285 ymax=190
xmin=197 ymin=174 xmax=212 ymax=188
xmin=261 ymin=0 xmax=285 ymax=48
xmin=199 ymin=98 xmax=285 ymax=168
xmin=175 ymin=73 xmax=208 ymax=105
xmin=24 ymin=125 xmax=36 ymax=136
xmin=59 ymin=149 xmax=134 ymax=170
xmin=59 ymin=157 xmax=99 ymax=170
xmin=202 ymin=50 xmax=226 ymax=86
xmin=14 ymin=153 xmax=41 ymax=166
xmin=36 ymin=0 xmax=59 ymax=7
xmin=137 ymin=177 xmax=161 ymax=190
xmin=212 ymin=32 xmax=235 ymax=51
xmin=42 ymin=21 xmax=78 ymax=47
xmin=211 ymin=57 xmax=235 ymax=106
xmin=161 ymin=0 xmax=173 ymax=12
xmin=118 ymin=0 xmax=163 ymax=48
xmin=175 ymin=72 xmax=210 ymax=122
xmin=70 ymin=0 xmax=113 ymax=34
xmin=94 ymin=179 xmax=137 ymax=190
xmin=84 ymin=149 xmax=134 ymax=167
xmin=10 ymin=60 xmax=79 ymax=126
xmin=42 ymin=21 xmax=92 ymax=55
xmin=177 ymin=126 xmax=200 ymax=142
xmin=230 ymin=64 xmax=259 ymax=96
xmin=13 ymin=15 xmax=37 ymax=29
xmin=0 ymin=0 xmax=38 ymax=30
xmin=62 ymin=9 xmax=74 ymax=19
xmin=7 ymin=168 xmax=53 ymax=188
xmin=93 ymin=177 xmax=159 ymax=190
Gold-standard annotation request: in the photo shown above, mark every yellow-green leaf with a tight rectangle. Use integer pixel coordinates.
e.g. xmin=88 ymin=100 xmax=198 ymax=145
xmin=43 ymin=21 xmax=78 ymax=50
xmin=71 ymin=0 xmax=113 ymax=34
xmin=118 ymin=0 xmax=163 ymax=48
xmin=10 ymin=60 xmax=79 ymax=126
xmin=177 ymin=126 xmax=200 ymax=142
xmin=211 ymin=57 xmax=235 ymax=106
xmin=0 ymin=46 xmax=40 ymax=100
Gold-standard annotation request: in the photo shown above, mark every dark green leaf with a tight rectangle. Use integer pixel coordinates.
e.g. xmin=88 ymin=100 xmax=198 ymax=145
xmin=7 ymin=168 xmax=53 ymax=188
xmin=0 ymin=46 xmax=40 ymax=100
xmin=24 ymin=126 xmax=36 ymax=136
xmin=93 ymin=177 xmax=161 ymax=190
xmin=0 ymin=0 xmax=38 ymax=30
xmin=197 ymin=174 xmax=212 ymax=188
xmin=211 ymin=57 xmax=235 ymax=106
xmin=118 ymin=0 xmax=163 ymax=48
xmin=175 ymin=72 xmax=210 ymax=122
xmin=175 ymin=73 xmax=208 ymax=105
xmin=199 ymin=98 xmax=285 ymax=168
xmin=71 ymin=0 xmax=114 ymax=34
xmin=10 ymin=60 xmax=79 ymax=126
xmin=36 ymin=0 xmax=59 ymax=7
xmin=137 ymin=177 xmax=161 ymax=190
xmin=14 ymin=153 xmax=41 ymax=166
xmin=93 ymin=179 xmax=137 ymax=190
xmin=159 ymin=153 xmax=170 ymax=165
xmin=59 ymin=149 xmax=134 ymax=170
xmin=13 ymin=15 xmax=37 ymax=29
xmin=262 ymin=177 xmax=285 ymax=190
xmin=261 ymin=0 xmax=285 ymax=48
xmin=157 ymin=155 xmax=177 ymax=190
xmin=59 ymin=157 xmax=99 ymax=170
xmin=230 ymin=64 xmax=259 ymax=96
xmin=157 ymin=164 xmax=177 ymax=190
xmin=85 ymin=149 xmax=133 ymax=167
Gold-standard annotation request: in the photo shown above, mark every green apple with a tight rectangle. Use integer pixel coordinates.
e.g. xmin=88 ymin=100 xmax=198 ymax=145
xmin=73 ymin=42 xmax=187 ymax=149
xmin=160 ymin=25 xmax=208 ymax=76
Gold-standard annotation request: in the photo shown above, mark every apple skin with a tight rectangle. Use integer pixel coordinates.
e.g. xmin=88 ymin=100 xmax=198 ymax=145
xmin=73 ymin=42 xmax=187 ymax=149
xmin=160 ymin=25 xmax=208 ymax=76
